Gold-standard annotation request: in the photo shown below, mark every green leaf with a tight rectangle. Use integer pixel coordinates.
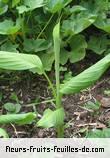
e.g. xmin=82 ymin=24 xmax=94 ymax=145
xmin=84 ymin=101 xmax=101 ymax=111
xmin=69 ymin=35 xmax=87 ymax=63
xmin=17 ymin=0 xmax=44 ymax=13
xmin=12 ymin=0 xmax=20 ymax=7
xmin=24 ymin=0 xmax=44 ymax=10
xmin=69 ymin=5 xmax=87 ymax=13
xmin=0 ymin=51 xmax=44 ymax=74
xmin=1 ymin=0 xmax=9 ymax=3
xmin=23 ymin=38 xmax=51 ymax=52
xmin=1 ymin=41 xmax=19 ymax=53
xmin=0 ymin=112 xmax=36 ymax=125
xmin=4 ymin=103 xmax=16 ymax=112
xmin=104 ymin=90 xmax=110 ymax=96
xmin=94 ymin=15 xmax=110 ymax=33
xmin=88 ymin=35 xmax=109 ymax=55
xmin=0 ymin=19 xmax=21 ymax=35
xmin=9 ymin=92 xmax=19 ymax=103
xmin=38 ymin=52 xmax=54 ymax=71
xmin=4 ymin=102 xmax=21 ymax=113
xmin=63 ymin=71 xmax=72 ymax=83
xmin=0 ymin=2 xmax=8 ymax=15
xmin=60 ymin=49 xmax=69 ymax=65
xmin=94 ymin=0 xmax=110 ymax=12
xmin=62 ymin=11 xmax=97 ymax=36
xmin=0 ymin=128 xmax=9 ymax=138
xmin=87 ymin=128 xmax=110 ymax=138
xmin=46 ymin=0 xmax=72 ymax=13
xmin=60 ymin=53 xmax=110 ymax=94
xmin=64 ymin=5 xmax=87 ymax=16
xmin=37 ymin=108 xmax=65 ymax=128
xmin=17 ymin=5 xmax=29 ymax=14
xmin=60 ymin=35 xmax=87 ymax=65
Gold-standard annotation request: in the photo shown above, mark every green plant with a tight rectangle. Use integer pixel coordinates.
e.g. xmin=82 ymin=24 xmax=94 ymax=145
xmin=4 ymin=102 xmax=21 ymax=114
xmin=0 ymin=22 xmax=110 ymax=137
xmin=0 ymin=0 xmax=110 ymax=71
xmin=86 ymin=128 xmax=110 ymax=138
xmin=0 ymin=0 xmax=110 ymax=138
xmin=0 ymin=128 xmax=9 ymax=138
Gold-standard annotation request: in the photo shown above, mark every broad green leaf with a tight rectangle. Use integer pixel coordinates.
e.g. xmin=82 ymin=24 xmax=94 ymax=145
xmin=1 ymin=41 xmax=19 ymax=53
xmin=88 ymin=35 xmax=109 ymax=55
xmin=60 ymin=49 xmax=69 ymax=65
xmin=17 ymin=0 xmax=44 ymax=13
xmin=84 ymin=101 xmax=101 ymax=111
xmin=0 ymin=2 xmax=8 ymax=15
xmin=64 ymin=5 xmax=87 ymax=15
xmin=62 ymin=11 xmax=97 ymax=36
xmin=38 ymin=52 xmax=54 ymax=71
xmin=24 ymin=0 xmax=44 ymax=10
xmin=46 ymin=0 xmax=72 ymax=13
xmin=94 ymin=0 xmax=109 ymax=12
xmin=17 ymin=5 xmax=29 ymax=14
xmin=0 ymin=112 xmax=36 ymax=125
xmin=87 ymin=129 xmax=110 ymax=138
xmin=80 ymin=0 xmax=109 ymax=13
xmin=0 ymin=19 xmax=21 ymax=35
xmin=0 ymin=128 xmax=9 ymax=138
xmin=60 ymin=53 xmax=110 ymax=94
xmin=23 ymin=38 xmax=51 ymax=52
xmin=63 ymin=71 xmax=72 ymax=83
xmin=94 ymin=15 xmax=110 ymax=33
xmin=12 ymin=0 xmax=20 ymax=8
xmin=1 ymin=0 xmax=9 ymax=3
xmin=69 ymin=35 xmax=87 ymax=63
xmin=69 ymin=5 xmax=87 ymax=13
xmin=4 ymin=102 xmax=21 ymax=113
xmin=60 ymin=35 xmax=87 ymax=64
xmin=0 ymin=51 xmax=44 ymax=74
xmin=37 ymin=108 xmax=65 ymax=128
xmin=4 ymin=103 xmax=16 ymax=112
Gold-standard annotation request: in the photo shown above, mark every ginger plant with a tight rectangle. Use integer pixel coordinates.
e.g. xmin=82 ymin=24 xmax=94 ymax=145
xmin=0 ymin=23 xmax=110 ymax=137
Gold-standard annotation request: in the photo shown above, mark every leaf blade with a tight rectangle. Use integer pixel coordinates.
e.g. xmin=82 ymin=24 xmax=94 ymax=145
xmin=0 ymin=113 xmax=36 ymax=125
xmin=37 ymin=108 xmax=65 ymax=128
xmin=60 ymin=54 xmax=110 ymax=94
xmin=0 ymin=51 xmax=44 ymax=74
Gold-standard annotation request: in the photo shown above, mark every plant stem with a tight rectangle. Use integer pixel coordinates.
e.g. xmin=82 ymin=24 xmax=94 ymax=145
xmin=37 ymin=14 xmax=54 ymax=39
xmin=53 ymin=23 xmax=64 ymax=137
xmin=19 ymin=13 xmax=26 ymax=40
xmin=57 ymin=126 xmax=64 ymax=138
xmin=24 ymin=99 xmax=55 ymax=107
xmin=44 ymin=72 xmax=56 ymax=99
xmin=54 ymin=25 xmax=61 ymax=109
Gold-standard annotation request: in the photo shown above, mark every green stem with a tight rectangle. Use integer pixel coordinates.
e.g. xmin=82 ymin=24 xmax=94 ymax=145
xmin=57 ymin=126 xmax=64 ymax=138
xmin=55 ymin=50 xmax=61 ymax=109
xmin=37 ymin=14 xmax=54 ymax=39
xmin=24 ymin=99 xmax=55 ymax=107
xmin=44 ymin=72 xmax=56 ymax=99
xmin=54 ymin=26 xmax=61 ymax=109
xmin=53 ymin=22 xmax=64 ymax=137
xmin=19 ymin=13 xmax=26 ymax=40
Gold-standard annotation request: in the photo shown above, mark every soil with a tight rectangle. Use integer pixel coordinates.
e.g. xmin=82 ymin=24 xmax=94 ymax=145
xmin=0 ymin=62 xmax=110 ymax=138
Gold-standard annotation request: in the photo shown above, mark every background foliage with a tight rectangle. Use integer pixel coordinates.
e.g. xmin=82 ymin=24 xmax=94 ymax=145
xmin=0 ymin=0 xmax=110 ymax=71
